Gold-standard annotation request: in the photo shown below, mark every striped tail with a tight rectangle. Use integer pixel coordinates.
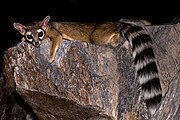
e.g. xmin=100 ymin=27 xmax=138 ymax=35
xmin=119 ymin=23 xmax=162 ymax=115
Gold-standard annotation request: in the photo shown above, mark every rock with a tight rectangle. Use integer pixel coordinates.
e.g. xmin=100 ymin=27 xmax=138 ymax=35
xmin=3 ymin=39 xmax=119 ymax=120
xmin=1 ymin=20 xmax=180 ymax=120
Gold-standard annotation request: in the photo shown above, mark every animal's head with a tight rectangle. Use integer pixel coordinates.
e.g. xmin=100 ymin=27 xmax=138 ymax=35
xmin=13 ymin=15 xmax=50 ymax=47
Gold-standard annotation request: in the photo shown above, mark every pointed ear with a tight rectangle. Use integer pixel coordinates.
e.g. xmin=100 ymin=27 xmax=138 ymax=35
xmin=13 ymin=23 xmax=27 ymax=35
xmin=41 ymin=15 xmax=50 ymax=30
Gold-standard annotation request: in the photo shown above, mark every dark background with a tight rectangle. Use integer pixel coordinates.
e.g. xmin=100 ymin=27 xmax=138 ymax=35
xmin=0 ymin=0 xmax=179 ymax=73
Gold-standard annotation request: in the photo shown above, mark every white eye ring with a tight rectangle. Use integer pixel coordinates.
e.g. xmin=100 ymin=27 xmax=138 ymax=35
xmin=37 ymin=29 xmax=44 ymax=40
xmin=25 ymin=32 xmax=33 ymax=42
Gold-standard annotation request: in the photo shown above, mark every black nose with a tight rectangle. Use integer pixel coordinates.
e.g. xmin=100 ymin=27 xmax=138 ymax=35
xmin=35 ymin=42 xmax=39 ymax=45
xmin=34 ymin=42 xmax=40 ymax=47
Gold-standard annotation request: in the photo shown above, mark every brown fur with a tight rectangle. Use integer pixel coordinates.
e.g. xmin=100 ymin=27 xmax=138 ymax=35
xmin=14 ymin=16 xmax=122 ymax=63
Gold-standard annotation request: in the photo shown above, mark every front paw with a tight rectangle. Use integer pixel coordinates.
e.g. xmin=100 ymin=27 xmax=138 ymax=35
xmin=49 ymin=58 xmax=54 ymax=63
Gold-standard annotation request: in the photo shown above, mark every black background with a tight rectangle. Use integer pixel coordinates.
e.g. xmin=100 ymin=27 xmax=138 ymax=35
xmin=0 ymin=0 xmax=179 ymax=73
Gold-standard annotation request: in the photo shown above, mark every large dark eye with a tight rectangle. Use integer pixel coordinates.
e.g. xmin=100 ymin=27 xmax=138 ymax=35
xmin=26 ymin=34 xmax=33 ymax=42
xmin=37 ymin=29 xmax=44 ymax=40
xmin=27 ymin=35 xmax=33 ymax=39
xmin=38 ymin=31 xmax=44 ymax=37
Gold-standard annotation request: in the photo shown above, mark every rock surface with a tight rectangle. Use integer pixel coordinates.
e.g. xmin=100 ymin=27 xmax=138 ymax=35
xmin=1 ymin=22 xmax=180 ymax=120
xmin=3 ymin=39 xmax=119 ymax=120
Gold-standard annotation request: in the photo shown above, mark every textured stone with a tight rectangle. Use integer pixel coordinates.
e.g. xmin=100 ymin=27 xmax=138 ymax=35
xmin=3 ymin=39 xmax=119 ymax=120
xmin=1 ymin=21 xmax=180 ymax=120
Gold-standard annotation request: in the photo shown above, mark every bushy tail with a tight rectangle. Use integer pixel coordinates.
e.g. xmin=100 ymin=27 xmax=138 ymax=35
xmin=119 ymin=23 xmax=162 ymax=115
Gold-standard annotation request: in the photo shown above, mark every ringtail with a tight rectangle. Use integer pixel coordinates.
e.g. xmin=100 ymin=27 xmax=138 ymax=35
xmin=13 ymin=16 xmax=162 ymax=116
xmin=13 ymin=16 xmax=120 ymax=63
xmin=119 ymin=21 xmax=162 ymax=115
